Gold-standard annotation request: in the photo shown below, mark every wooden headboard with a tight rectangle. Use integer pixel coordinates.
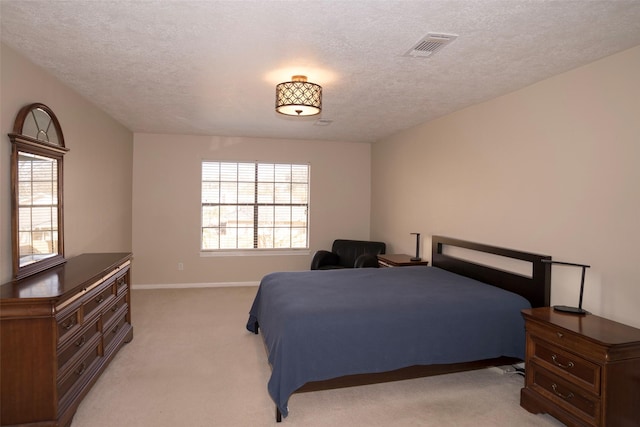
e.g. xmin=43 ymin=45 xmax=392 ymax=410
xmin=431 ymin=236 xmax=551 ymax=308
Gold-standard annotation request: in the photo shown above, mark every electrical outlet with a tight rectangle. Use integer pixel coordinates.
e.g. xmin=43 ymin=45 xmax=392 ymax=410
xmin=178 ymin=262 xmax=184 ymax=271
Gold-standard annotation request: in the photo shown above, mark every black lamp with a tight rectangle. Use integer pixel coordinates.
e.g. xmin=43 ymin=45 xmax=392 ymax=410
xmin=410 ymin=233 xmax=421 ymax=261
xmin=542 ymin=259 xmax=590 ymax=315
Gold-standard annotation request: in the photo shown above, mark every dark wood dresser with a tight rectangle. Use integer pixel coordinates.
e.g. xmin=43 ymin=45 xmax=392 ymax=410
xmin=520 ymin=307 xmax=640 ymax=427
xmin=0 ymin=253 xmax=133 ymax=427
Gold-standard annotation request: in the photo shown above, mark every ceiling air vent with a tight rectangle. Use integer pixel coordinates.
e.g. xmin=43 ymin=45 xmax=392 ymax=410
xmin=404 ymin=33 xmax=458 ymax=58
xmin=314 ymin=119 xmax=333 ymax=126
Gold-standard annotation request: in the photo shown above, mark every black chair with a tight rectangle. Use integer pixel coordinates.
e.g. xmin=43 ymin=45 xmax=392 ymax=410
xmin=310 ymin=239 xmax=386 ymax=270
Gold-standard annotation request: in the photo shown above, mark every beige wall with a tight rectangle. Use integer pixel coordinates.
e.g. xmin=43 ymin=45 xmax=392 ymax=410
xmin=4 ymin=36 xmax=638 ymax=329
xmin=132 ymin=133 xmax=371 ymax=285
xmin=372 ymin=45 xmax=640 ymax=328
xmin=0 ymin=43 xmax=133 ymax=283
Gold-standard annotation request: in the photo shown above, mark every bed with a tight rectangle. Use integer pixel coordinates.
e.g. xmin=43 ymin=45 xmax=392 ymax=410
xmin=246 ymin=236 xmax=551 ymax=421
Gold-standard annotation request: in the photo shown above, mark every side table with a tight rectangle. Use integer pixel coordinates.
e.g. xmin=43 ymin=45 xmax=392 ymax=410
xmin=377 ymin=254 xmax=429 ymax=267
xmin=520 ymin=307 xmax=640 ymax=426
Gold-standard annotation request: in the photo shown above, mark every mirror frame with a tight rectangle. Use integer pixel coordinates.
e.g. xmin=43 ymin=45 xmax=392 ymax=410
xmin=9 ymin=103 xmax=69 ymax=280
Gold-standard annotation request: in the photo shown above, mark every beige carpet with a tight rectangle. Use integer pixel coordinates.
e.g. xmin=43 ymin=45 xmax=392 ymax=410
xmin=71 ymin=287 xmax=563 ymax=427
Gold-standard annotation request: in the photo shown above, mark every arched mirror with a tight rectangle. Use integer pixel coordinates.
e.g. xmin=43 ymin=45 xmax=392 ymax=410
xmin=9 ymin=103 xmax=69 ymax=280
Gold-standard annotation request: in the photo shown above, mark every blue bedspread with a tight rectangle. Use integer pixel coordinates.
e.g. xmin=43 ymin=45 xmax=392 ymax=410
xmin=246 ymin=266 xmax=530 ymax=418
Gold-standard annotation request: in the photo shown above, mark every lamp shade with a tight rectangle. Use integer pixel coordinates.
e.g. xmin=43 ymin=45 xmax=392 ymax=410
xmin=275 ymin=75 xmax=322 ymax=116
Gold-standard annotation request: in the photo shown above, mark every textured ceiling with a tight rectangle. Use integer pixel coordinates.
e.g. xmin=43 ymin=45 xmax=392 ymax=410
xmin=2 ymin=1 xmax=640 ymax=143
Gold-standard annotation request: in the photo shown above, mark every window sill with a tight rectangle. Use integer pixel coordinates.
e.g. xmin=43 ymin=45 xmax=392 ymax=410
xmin=200 ymin=249 xmax=311 ymax=257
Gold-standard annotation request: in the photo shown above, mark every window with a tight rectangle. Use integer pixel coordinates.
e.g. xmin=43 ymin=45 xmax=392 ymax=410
xmin=201 ymin=161 xmax=309 ymax=251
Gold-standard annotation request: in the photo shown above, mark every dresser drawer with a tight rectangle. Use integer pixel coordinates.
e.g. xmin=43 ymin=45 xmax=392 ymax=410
xmin=57 ymin=337 xmax=101 ymax=404
xmin=527 ymin=320 xmax=607 ymax=361
xmin=57 ymin=306 xmax=82 ymax=344
xmin=103 ymin=309 xmax=129 ymax=351
xmin=530 ymin=363 xmax=600 ymax=425
xmin=115 ymin=270 xmax=129 ymax=295
xmin=101 ymin=291 xmax=128 ymax=327
xmin=531 ymin=336 xmax=600 ymax=394
xmin=83 ymin=280 xmax=116 ymax=321
xmin=57 ymin=316 xmax=101 ymax=373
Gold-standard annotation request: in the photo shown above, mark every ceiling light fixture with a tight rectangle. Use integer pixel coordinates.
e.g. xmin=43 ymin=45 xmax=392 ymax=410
xmin=275 ymin=75 xmax=322 ymax=116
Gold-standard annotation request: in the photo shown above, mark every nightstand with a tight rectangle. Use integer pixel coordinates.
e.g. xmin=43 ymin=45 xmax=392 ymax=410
xmin=520 ymin=307 xmax=640 ymax=427
xmin=377 ymin=254 xmax=429 ymax=267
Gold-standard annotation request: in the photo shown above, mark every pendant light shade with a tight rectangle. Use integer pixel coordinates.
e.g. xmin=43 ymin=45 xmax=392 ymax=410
xmin=275 ymin=75 xmax=322 ymax=116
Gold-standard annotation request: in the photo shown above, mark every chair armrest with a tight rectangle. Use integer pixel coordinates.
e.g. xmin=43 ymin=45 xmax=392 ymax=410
xmin=354 ymin=254 xmax=380 ymax=268
xmin=311 ymin=250 xmax=340 ymax=270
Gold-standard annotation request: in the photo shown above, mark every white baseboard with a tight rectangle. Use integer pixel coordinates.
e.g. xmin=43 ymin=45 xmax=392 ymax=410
xmin=132 ymin=281 xmax=259 ymax=290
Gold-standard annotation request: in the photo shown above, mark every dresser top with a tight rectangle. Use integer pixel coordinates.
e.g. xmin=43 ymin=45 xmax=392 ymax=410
xmin=523 ymin=307 xmax=640 ymax=346
xmin=0 ymin=252 xmax=132 ymax=301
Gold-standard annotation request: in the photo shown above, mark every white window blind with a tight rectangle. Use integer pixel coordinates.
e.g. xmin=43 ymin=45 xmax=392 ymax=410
xmin=201 ymin=161 xmax=309 ymax=250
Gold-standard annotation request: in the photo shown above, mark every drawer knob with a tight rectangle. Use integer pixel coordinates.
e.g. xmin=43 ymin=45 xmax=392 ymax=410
xmin=556 ymin=332 xmax=563 ymax=338
xmin=75 ymin=362 xmax=87 ymax=376
xmin=75 ymin=336 xmax=86 ymax=348
xmin=95 ymin=295 xmax=105 ymax=304
xmin=552 ymin=354 xmax=575 ymax=369
xmin=551 ymin=383 xmax=574 ymax=400
xmin=111 ymin=304 xmax=119 ymax=312
xmin=62 ymin=318 xmax=76 ymax=330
